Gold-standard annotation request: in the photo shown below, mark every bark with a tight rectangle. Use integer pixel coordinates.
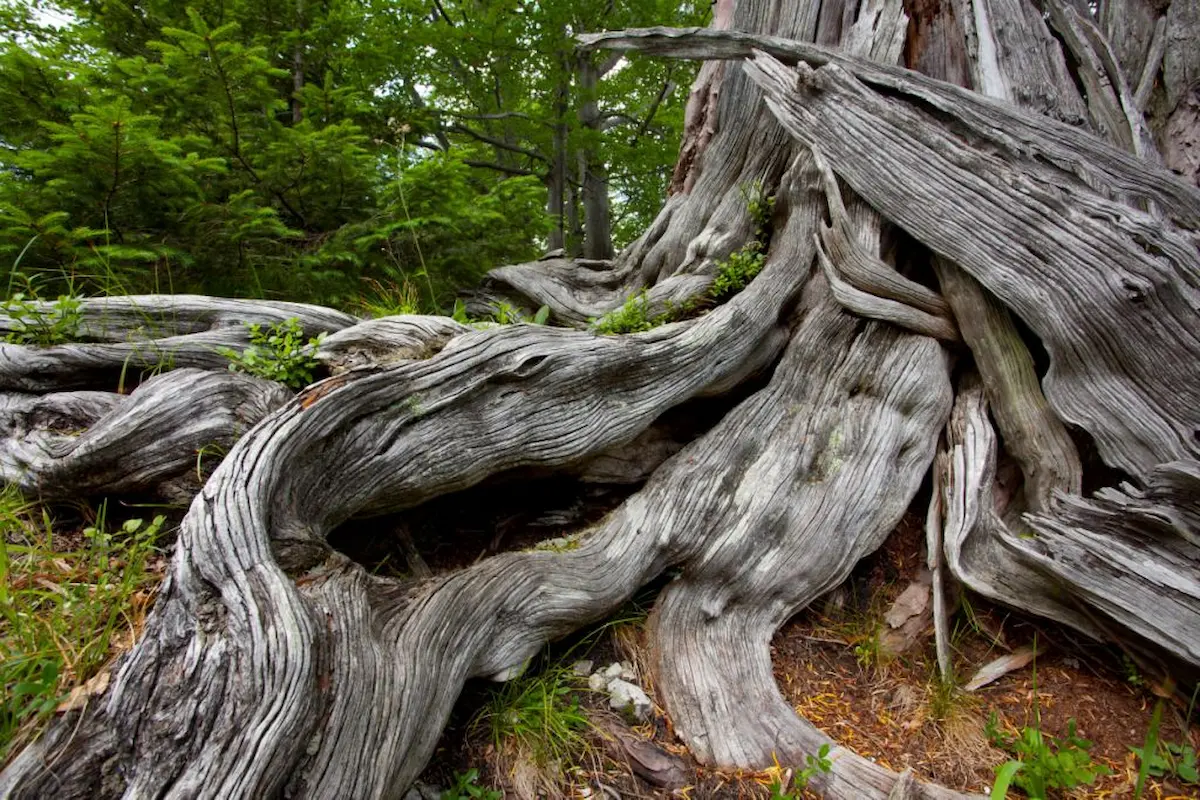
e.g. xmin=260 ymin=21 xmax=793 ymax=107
xmin=578 ymin=55 xmax=615 ymax=261
xmin=0 ymin=225 xmax=812 ymax=798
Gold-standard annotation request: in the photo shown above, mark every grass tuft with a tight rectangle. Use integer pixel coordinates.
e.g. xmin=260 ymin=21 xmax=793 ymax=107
xmin=0 ymin=489 xmax=167 ymax=762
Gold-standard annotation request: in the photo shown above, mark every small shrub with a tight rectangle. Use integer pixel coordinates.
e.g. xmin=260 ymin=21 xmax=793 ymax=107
xmin=218 ymin=317 xmax=325 ymax=389
xmin=742 ymin=179 xmax=776 ymax=233
xmin=441 ymin=768 xmax=501 ymax=800
xmin=3 ymin=291 xmax=83 ymax=346
xmin=593 ymin=290 xmax=658 ymax=335
xmin=986 ymin=713 xmax=1110 ymax=799
xmin=768 ymin=744 xmax=833 ymax=798
xmin=710 ymin=241 xmax=767 ymax=301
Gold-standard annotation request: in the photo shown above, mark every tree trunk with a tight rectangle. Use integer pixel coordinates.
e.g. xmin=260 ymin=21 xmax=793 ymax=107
xmin=578 ymin=55 xmax=615 ymax=261
xmin=3 ymin=1 xmax=1200 ymax=798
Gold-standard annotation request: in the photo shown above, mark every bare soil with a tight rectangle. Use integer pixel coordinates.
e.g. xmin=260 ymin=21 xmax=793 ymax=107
xmin=423 ymin=513 xmax=1200 ymax=799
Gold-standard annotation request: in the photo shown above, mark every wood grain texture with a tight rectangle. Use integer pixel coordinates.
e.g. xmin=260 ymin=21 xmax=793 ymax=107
xmin=932 ymin=261 xmax=1081 ymax=511
xmin=0 ymin=296 xmax=358 ymax=392
xmin=939 ymin=379 xmax=1099 ymax=637
xmin=0 ymin=220 xmax=808 ymax=798
xmin=1022 ymin=460 xmax=1200 ymax=665
xmin=317 ymin=315 xmax=470 ymax=370
xmin=0 ymin=369 xmax=290 ymax=499
xmin=578 ymin=27 xmax=1200 ymax=229
xmin=743 ymin=49 xmax=1200 ymax=478
xmin=647 ymin=276 xmax=959 ymax=795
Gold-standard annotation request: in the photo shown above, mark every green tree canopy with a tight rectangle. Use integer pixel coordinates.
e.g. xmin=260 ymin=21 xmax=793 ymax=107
xmin=0 ymin=0 xmax=703 ymax=309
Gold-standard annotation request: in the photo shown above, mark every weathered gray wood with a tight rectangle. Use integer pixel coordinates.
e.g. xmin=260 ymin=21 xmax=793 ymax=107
xmin=810 ymin=147 xmax=959 ymax=341
xmin=1021 ymin=461 xmax=1200 ymax=665
xmin=1046 ymin=0 xmax=1160 ymax=163
xmin=926 ymin=466 xmax=953 ymax=682
xmin=647 ymin=276 xmax=958 ymax=796
xmin=5 ymin=7 xmax=1200 ymax=800
xmin=0 ymin=330 xmax=251 ymax=392
xmin=939 ymin=379 xmax=1099 ymax=637
xmin=0 ymin=294 xmax=359 ymax=341
xmin=1133 ymin=16 xmax=1167 ymax=113
xmin=944 ymin=382 xmax=1200 ymax=668
xmin=1100 ymin=0 xmax=1160 ymax=93
xmin=933 ymin=261 xmax=1082 ymax=512
xmin=0 ymin=214 xmax=810 ymax=798
xmin=317 ymin=315 xmax=470 ymax=371
xmin=743 ymin=49 xmax=1200 ymax=479
xmin=918 ymin=0 xmax=1084 ymax=514
xmin=817 ymin=239 xmax=959 ymax=341
xmin=0 ymin=296 xmax=359 ymax=392
xmin=0 ymin=369 xmax=290 ymax=500
xmin=959 ymin=0 xmax=1087 ymax=124
xmin=578 ymin=27 xmax=1200 ymax=229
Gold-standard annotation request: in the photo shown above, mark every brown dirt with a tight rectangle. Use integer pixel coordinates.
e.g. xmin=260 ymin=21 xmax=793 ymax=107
xmin=426 ymin=511 xmax=1200 ymax=799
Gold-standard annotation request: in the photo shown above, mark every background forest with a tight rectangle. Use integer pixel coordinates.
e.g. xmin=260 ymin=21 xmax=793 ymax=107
xmin=0 ymin=0 xmax=704 ymax=310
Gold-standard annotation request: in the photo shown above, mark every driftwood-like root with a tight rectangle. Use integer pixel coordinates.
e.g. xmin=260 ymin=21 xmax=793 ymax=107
xmin=0 ymin=296 xmax=359 ymax=392
xmin=932 ymin=259 xmax=1081 ymax=512
xmin=0 ymin=369 xmax=291 ymax=500
xmin=0 ymin=199 xmax=811 ymax=798
xmin=743 ymin=48 xmax=1199 ymax=478
xmin=646 ymin=278 xmax=958 ymax=796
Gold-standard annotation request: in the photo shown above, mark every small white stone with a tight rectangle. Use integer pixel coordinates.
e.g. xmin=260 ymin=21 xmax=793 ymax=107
xmin=602 ymin=662 xmax=624 ymax=679
xmin=572 ymin=659 xmax=594 ymax=677
xmin=607 ymin=679 xmax=652 ymax=723
xmin=588 ymin=672 xmax=610 ymax=692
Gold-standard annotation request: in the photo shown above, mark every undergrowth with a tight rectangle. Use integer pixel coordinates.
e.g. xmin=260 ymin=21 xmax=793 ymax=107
xmin=591 ymin=289 xmax=663 ymax=335
xmin=592 ymin=180 xmax=775 ymax=334
xmin=0 ymin=488 xmax=167 ymax=761
xmin=986 ymin=713 xmax=1109 ymax=799
xmin=358 ymin=277 xmax=424 ymax=317
xmin=2 ymin=273 xmax=84 ymax=346
xmin=219 ymin=317 xmax=325 ymax=389
xmin=766 ymin=745 xmax=833 ymax=798
xmin=441 ymin=768 xmax=502 ymax=800
xmin=474 ymin=662 xmax=592 ymax=769
xmin=1131 ymin=694 xmax=1200 ymax=798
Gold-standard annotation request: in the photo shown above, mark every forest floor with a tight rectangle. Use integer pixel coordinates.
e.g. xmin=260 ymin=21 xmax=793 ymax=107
xmin=4 ymin=490 xmax=1199 ymax=799
xmin=416 ymin=513 xmax=1200 ymax=800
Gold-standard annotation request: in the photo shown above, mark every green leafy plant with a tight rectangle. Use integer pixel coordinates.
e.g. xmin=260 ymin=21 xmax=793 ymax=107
xmin=742 ymin=179 xmax=776 ymax=232
xmin=768 ymin=744 xmax=833 ymax=798
xmin=986 ymin=713 xmax=1110 ymax=799
xmin=1122 ymin=654 xmax=1146 ymax=688
xmin=592 ymin=290 xmax=668 ymax=335
xmin=441 ymin=768 xmax=501 ymax=800
xmin=710 ymin=240 xmax=767 ymax=301
xmin=1 ymin=489 xmax=166 ymax=760
xmin=2 ymin=277 xmax=83 ymax=346
xmin=708 ymin=181 xmax=774 ymax=303
xmin=218 ymin=317 xmax=325 ymax=389
xmin=1131 ymin=699 xmax=1199 ymax=797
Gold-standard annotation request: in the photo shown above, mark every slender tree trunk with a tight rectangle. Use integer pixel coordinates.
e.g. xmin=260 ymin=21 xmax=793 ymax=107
xmin=578 ymin=55 xmax=615 ymax=260
xmin=546 ymin=64 xmax=571 ymax=253
xmin=291 ymin=0 xmax=304 ymax=124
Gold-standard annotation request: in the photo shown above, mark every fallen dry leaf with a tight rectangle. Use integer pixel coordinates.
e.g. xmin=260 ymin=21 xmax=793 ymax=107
xmin=56 ymin=670 xmax=110 ymax=713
